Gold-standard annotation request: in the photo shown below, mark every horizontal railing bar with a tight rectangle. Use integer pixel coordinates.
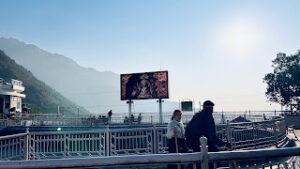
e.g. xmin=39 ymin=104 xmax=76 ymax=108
xmin=29 ymin=126 xmax=166 ymax=135
xmin=0 ymin=133 xmax=27 ymax=140
xmin=28 ymin=119 xmax=284 ymax=135
xmin=209 ymin=147 xmax=300 ymax=161
xmin=0 ymin=152 xmax=203 ymax=169
xmin=229 ymin=118 xmax=284 ymax=125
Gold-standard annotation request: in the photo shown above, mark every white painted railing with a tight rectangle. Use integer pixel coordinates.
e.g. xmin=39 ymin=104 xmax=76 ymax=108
xmin=27 ymin=126 xmax=168 ymax=159
xmin=0 ymin=118 xmax=286 ymax=161
xmin=28 ymin=130 xmax=107 ymax=160
xmin=0 ymin=137 xmax=299 ymax=169
xmin=0 ymin=131 xmax=28 ymax=160
xmin=225 ymin=118 xmax=286 ymax=150
xmin=21 ymin=110 xmax=286 ymax=125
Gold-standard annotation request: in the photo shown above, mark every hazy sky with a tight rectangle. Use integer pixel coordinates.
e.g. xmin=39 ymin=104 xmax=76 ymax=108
xmin=0 ymin=0 xmax=299 ymax=111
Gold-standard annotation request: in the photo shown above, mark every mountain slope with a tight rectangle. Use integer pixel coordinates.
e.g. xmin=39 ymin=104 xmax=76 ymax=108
xmin=0 ymin=50 xmax=89 ymax=114
xmin=0 ymin=37 xmax=179 ymax=114
xmin=0 ymin=37 xmax=121 ymax=113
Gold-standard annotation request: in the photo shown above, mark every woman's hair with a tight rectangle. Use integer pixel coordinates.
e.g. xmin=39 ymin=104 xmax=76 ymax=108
xmin=171 ymin=109 xmax=182 ymax=120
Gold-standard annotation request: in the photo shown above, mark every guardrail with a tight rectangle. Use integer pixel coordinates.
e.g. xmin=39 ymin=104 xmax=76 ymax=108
xmin=0 ymin=118 xmax=286 ymax=161
xmin=16 ymin=110 xmax=287 ymax=126
xmin=27 ymin=126 xmax=168 ymax=159
xmin=0 ymin=131 xmax=28 ymax=160
xmin=0 ymin=137 xmax=299 ymax=169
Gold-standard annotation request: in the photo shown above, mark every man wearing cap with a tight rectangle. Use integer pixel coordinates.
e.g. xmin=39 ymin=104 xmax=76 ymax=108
xmin=185 ymin=100 xmax=225 ymax=153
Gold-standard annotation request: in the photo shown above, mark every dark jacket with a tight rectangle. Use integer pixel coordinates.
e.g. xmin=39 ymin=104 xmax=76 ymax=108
xmin=185 ymin=110 xmax=224 ymax=152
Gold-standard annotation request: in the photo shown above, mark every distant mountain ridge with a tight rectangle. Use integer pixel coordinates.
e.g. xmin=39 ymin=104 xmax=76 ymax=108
xmin=0 ymin=37 xmax=121 ymax=113
xmin=0 ymin=50 xmax=89 ymax=114
xmin=0 ymin=37 xmax=179 ymax=114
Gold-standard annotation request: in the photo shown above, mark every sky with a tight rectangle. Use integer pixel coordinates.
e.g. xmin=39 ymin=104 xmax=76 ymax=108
xmin=0 ymin=0 xmax=299 ymax=111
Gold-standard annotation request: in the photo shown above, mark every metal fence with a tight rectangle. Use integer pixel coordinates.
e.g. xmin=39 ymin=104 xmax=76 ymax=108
xmin=10 ymin=110 xmax=287 ymax=126
xmin=28 ymin=130 xmax=107 ymax=160
xmin=0 ymin=132 xmax=28 ymax=160
xmin=0 ymin=137 xmax=299 ymax=169
xmin=0 ymin=118 xmax=286 ymax=161
xmin=27 ymin=126 xmax=169 ymax=160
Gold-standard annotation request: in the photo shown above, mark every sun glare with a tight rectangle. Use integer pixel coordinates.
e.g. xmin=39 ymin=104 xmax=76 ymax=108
xmin=218 ymin=19 xmax=261 ymax=57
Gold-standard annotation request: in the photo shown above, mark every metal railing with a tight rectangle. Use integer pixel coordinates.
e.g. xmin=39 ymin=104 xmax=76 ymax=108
xmin=0 ymin=118 xmax=286 ymax=161
xmin=0 ymin=137 xmax=299 ymax=169
xmin=27 ymin=126 xmax=168 ymax=159
xmin=28 ymin=130 xmax=107 ymax=160
xmin=15 ymin=110 xmax=286 ymax=126
xmin=0 ymin=130 xmax=28 ymax=160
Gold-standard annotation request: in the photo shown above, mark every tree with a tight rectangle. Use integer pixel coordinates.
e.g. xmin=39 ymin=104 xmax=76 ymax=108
xmin=263 ymin=51 xmax=300 ymax=111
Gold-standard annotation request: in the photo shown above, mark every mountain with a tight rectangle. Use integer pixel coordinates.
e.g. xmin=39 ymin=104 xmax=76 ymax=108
xmin=0 ymin=37 xmax=179 ymax=114
xmin=0 ymin=37 xmax=121 ymax=114
xmin=0 ymin=50 xmax=89 ymax=115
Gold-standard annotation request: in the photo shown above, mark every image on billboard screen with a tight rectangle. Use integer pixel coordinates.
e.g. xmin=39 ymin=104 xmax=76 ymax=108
xmin=121 ymin=71 xmax=169 ymax=100
xmin=181 ymin=101 xmax=193 ymax=112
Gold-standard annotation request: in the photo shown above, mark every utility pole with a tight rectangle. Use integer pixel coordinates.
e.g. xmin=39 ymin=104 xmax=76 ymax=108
xmin=77 ymin=107 xmax=79 ymax=126
xmin=57 ymin=104 xmax=60 ymax=117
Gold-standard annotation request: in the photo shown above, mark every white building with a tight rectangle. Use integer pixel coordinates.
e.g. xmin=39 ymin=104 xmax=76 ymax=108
xmin=0 ymin=78 xmax=26 ymax=118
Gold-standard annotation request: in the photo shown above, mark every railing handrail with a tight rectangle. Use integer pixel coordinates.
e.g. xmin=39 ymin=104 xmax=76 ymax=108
xmin=208 ymin=147 xmax=300 ymax=161
xmin=27 ymin=118 xmax=285 ymax=135
xmin=0 ymin=152 xmax=203 ymax=169
xmin=228 ymin=117 xmax=284 ymax=125
xmin=20 ymin=110 xmax=286 ymax=125
xmin=0 ymin=144 xmax=299 ymax=169
xmin=0 ymin=132 xmax=27 ymax=140
xmin=28 ymin=126 xmax=167 ymax=135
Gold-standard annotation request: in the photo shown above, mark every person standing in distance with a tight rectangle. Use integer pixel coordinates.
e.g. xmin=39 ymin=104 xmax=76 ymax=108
xmin=185 ymin=100 xmax=225 ymax=153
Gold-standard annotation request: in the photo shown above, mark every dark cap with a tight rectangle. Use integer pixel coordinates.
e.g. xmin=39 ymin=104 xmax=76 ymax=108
xmin=203 ymin=100 xmax=214 ymax=107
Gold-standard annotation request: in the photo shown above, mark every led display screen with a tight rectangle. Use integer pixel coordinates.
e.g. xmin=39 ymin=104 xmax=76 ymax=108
xmin=121 ymin=71 xmax=169 ymax=100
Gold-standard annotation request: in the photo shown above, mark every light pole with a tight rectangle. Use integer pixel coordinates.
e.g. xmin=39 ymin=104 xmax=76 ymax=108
xmin=77 ymin=107 xmax=79 ymax=126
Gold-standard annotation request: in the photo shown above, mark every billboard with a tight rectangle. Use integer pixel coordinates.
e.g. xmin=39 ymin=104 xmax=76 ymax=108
xmin=121 ymin=71 xmax=169 ymax=100
xmin=181 ymin=101 xmax=193 ymax=112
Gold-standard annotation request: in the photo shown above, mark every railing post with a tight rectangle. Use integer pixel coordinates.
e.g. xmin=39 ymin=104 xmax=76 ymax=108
xmin=105 ymin=126 xmax=110 ymax=156
xmin=64 ymin=133 xmax=68 ymax=157
xmin=25 ymin=128 xmax=29 ymax=160
xmin=252 ymin=123 xmax=257 ymax=148
xmin=226 ymin=120 xmax=232 ymax=150
xmin=153 ymin=125 xmax=157 ymax=154
xmin=273 ymin=121 xmax=278 ymax=148
xmin=200 ymin=137 xmax=209 ymax=169
xmin=292 ymin=161 xmax=296 ymax=169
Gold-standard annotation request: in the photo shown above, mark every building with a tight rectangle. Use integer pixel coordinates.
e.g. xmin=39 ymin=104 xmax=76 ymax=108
xmin=0 ymin=78 xmax=26 ymax=118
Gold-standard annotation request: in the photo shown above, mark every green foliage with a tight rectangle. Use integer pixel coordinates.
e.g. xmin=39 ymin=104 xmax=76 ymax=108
xmin=0 ymin=50 xmax=89 ymax=115
xmin=263 ymin=51 xmax=300 ymax=111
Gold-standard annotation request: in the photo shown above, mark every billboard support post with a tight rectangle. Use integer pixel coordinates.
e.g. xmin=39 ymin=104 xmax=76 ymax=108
xmin=158 ymin=98 xmax=163 ymax=124
xmin=127 ymin=100 xmax=133 ymax=117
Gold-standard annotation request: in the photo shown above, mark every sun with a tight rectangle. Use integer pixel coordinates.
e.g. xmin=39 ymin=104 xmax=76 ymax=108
xmin=218 ymin=19 xmax=261 ymax=56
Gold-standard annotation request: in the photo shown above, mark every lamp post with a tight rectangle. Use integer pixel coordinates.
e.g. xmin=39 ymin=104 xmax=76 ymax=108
xmin=77 ymin=107 xmax=79 ymax=126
